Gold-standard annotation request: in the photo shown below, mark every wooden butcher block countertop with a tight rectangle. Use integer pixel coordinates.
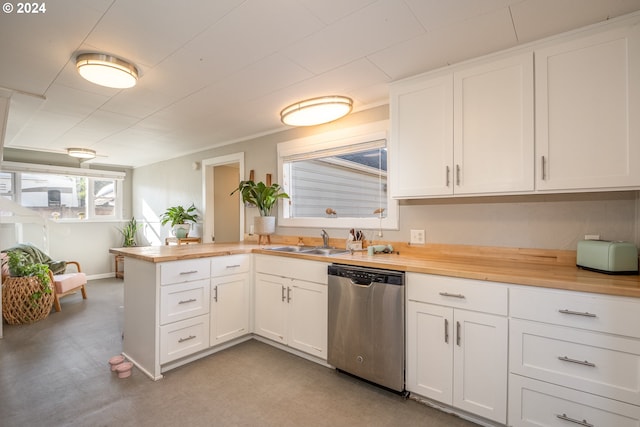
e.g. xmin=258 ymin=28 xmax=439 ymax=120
xmin=110 ymin=241 xmax=640 ymax=298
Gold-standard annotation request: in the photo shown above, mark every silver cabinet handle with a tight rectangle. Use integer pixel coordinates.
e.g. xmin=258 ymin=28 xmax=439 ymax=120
xmin=556 ymin=413 xmax=594 ymax=427
xmin=446 ymin=166 xmax=450 ymax=187
xmin=439 ymin=292 xmax=465 ymax=299
xmin=281 ymin=285 xmax=286 ymax=302
xmin=178 ymin=298 xmax=196 ymax=304
xmin=287 ymin=286 xmax=292 ymax=303
xmin=179 ymin=270 xmax=198 ymax=275
xmin=444 ymin=318 xmax=449 ymax=344
xmin=541 ymin=155 xmax=547 ymax=180
xmin=178 ymin=335 xmax=196 ymax=343
xmin=559 ymin=309 xmax=597 ymax=318
xmin=225 ymin=264 xmax=241 ymax=269
xmin=456 ymin=321 xmax=461 ymax=346
xmin=558 ymin=356 xmax=596 ymax=367
xmin=213 ymin=285 xmax=218 ymax=302
xmin=455 ymin=164 xmax=461 ymax=186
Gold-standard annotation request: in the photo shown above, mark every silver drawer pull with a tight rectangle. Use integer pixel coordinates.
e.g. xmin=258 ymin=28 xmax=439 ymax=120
xmin=178 ymin=298 xmax=196 ymax=304
xmin=439 ymin=292 xmax=465 ymax=299
xmin=225 ymin=264 xmax=241 ymax=268
xmin=559 ymin=309 xmax=597 ymax=318
xmin=178 ymin=335 xmax=196 ymax=343
xmin=179 ymin=270 xmax=198 ymax=275
xmin=558 ymin=356 xmax=596 ymax=367
xmin=556 ymin=413 xmax=594 ymax=427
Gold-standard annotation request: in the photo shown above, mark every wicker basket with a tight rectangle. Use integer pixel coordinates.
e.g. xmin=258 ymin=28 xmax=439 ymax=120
xmin=2 ymin=276 xmax=54 ymax=325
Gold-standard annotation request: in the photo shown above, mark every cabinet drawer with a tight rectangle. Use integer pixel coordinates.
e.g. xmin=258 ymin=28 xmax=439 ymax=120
xmin=407 ymin=273 xmax=508 ymax=315
xmin=509 ymin=374 xmax=640 ymax=427
xmin=160 ymin=258 xmax=210 ymax=285
xmin=211 ymin=254 xmax=250 ymax=277
xmin=511 ymin=319 xmax=640 ymax=405
xmin=160 ymin=314 xmax=210 ymax=364
xmin=511 ymin=286 xmax=640 ymax=338
xmin=160 ymin=279 xmax=210 ymax=325
xmin=255 ymin=255 xmax=329 ymax=284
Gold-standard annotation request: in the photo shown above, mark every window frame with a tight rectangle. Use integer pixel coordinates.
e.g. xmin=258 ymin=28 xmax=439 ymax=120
xmin=277 ymin=120 xmax=398 ymax=230
xmin=0 ymin=161 xmax=125 ymax=221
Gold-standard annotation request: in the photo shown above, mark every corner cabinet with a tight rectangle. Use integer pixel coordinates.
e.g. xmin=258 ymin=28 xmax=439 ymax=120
xmin=535 ymin=24 xmax=640 ymax=191
xmin=406 ymin=273 xmax=508 ymax=424
xmin=254 ymin=255 xmax=329 ymax=360
xmin=390 ymin=52 xmax=534 ymax=198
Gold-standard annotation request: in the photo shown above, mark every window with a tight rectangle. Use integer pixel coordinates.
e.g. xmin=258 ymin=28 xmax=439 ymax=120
xmin=0 ymin=162 xmax=125 ymax=220
xmin=277 ymin=121 xmax=398 ymax=230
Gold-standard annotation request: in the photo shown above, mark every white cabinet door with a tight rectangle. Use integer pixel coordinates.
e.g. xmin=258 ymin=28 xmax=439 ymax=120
xmin=453 ymin=309 xmax=508 ymax=424
xmin=390 ymin=74 xmax=454 ymax=197
xmin=536 ymin=25 xmax=640 ymax=191
xmin=453 ymin=53 xmax=534 ymax=195
xmin=407 ymin=297 xmax=507 ymax=423
xmin=288 ymin=279 xmax=328 ymax=359
xmin=254 ymin=273 xmax=288 ymax=344
xmin=406 ymin=301 xmax=453 ymax=403
xmin=210 ymin=273 xmax=249 ymax=346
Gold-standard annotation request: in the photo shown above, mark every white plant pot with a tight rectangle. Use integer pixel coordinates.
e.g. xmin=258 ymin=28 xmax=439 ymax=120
xmin=173 ymin=224 xmax=191 ymax=238
xmin=254 ymin=216 xmax=276 ymax=235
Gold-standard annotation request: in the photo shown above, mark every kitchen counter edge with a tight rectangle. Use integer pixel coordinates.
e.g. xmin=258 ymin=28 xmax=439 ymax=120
xmin=109 ymin=244 xmax=640 ymax=298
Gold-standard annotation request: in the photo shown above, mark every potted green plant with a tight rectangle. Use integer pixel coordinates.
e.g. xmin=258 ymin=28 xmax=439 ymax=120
xmin=2 ymin=250 xmax=54 ymax=324
xmin=160 ymin=203 xmax=199 ymax=238
xmin=231 ymin=180 xmax=289 ymax=235
xmin=120 ymin=217 xmax=142 ymax=247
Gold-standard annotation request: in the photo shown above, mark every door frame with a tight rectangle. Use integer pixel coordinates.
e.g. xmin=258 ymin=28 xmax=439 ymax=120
xmin=201 ymin=152 xmax=245 ymax=243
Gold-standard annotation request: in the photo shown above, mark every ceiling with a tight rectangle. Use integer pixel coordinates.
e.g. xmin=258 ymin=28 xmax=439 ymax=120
xmin=1 ymin=0 xmax=639 ymax=168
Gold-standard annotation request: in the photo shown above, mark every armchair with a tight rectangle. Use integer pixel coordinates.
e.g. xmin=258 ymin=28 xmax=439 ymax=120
xmin=1 ymin=244 xmax=87 ymax=312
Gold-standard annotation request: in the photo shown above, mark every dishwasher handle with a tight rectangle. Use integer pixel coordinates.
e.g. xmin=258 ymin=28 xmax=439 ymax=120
xmin=350 ymin=279 xmax=373 ymax=287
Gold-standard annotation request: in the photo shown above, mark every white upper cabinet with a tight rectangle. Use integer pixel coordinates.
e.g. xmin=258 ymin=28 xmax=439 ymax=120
xmin=453 ymin=53 xmax=534 ymax=195
xmin=390 ymin=52 xmax=534 ymax=198
xmin=390 ymin=74 xmax=454 ymax=197
xmin=535 ymin=24 xmax=640 ymax=191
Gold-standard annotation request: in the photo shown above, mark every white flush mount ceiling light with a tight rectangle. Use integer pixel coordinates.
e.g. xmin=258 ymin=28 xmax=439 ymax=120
xmin=76 ymin=53 xmax=139 ymax=89
xmin=280 ymin=95 xmax=353 ymax=126
xmin=67 ymin=148 xmax=96 ymax=159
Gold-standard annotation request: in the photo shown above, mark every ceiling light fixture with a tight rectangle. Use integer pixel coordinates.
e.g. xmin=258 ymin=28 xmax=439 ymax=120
xmin=280 ymin=95 xmax=353 ymax=126
xmin=67 ymin=148 xmax=96 ymax=159
xmin=76 ymin=53 xmax=139 ymax=89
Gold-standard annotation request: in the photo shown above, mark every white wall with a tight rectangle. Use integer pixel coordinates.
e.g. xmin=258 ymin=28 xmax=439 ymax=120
xmin=132 ymin=105 xmax=640 ymax=251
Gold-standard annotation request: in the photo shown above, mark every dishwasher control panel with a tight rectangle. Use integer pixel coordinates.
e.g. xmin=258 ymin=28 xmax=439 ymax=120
xmin=328 ymin=264 xmax=404 ymax=285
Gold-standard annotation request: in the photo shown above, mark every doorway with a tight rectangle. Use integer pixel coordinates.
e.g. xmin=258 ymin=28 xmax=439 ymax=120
xmin=202 ymin=153 xmax=244 ymax=243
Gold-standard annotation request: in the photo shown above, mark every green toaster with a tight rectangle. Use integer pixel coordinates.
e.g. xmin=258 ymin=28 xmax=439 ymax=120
xmin=576 ymin=240 xmax=639 ymax=275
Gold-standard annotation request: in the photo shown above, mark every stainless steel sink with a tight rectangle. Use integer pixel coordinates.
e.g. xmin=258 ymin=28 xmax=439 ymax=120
xmin=265 ymin=246 xmax=348 ymax=256
xmin=301 ymin=248 xmax=349 ymax=256
xmin=266 ymin=245 xmax=317 ymax=252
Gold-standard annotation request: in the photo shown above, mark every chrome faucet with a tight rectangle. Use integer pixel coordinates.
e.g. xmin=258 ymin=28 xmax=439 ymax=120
xmin=321 ymin=229 xmax=330 ymax=248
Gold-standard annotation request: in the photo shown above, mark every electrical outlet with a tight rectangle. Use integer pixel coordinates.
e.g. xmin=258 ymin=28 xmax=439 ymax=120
xmin=584 ymin=234 xmax=600 ymax=240
xmin=410 ymin=229 xmax=425 ymax=245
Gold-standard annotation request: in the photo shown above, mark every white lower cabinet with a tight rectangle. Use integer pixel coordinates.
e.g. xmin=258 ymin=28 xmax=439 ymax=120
xmin=210 ymin=254 xmax=250 ymax=346
xmin=254 ymin=256 xmax=328 ymax=360
xmin=509 ymin=286 xmax=640 ymax=426
xmin=509 ymin=375 xmax=640 ymax=427
xmin=160 ymin=314 xmax=210 ymax=364
xmin=406 ymin=273 xmax=508 ymax=424
xmin=210 ymin=273 xmax=250 ymax=345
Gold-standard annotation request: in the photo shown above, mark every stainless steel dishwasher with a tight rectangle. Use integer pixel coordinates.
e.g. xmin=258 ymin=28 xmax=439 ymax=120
xmin=327 ymin=264 xmax=405 ymax=392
